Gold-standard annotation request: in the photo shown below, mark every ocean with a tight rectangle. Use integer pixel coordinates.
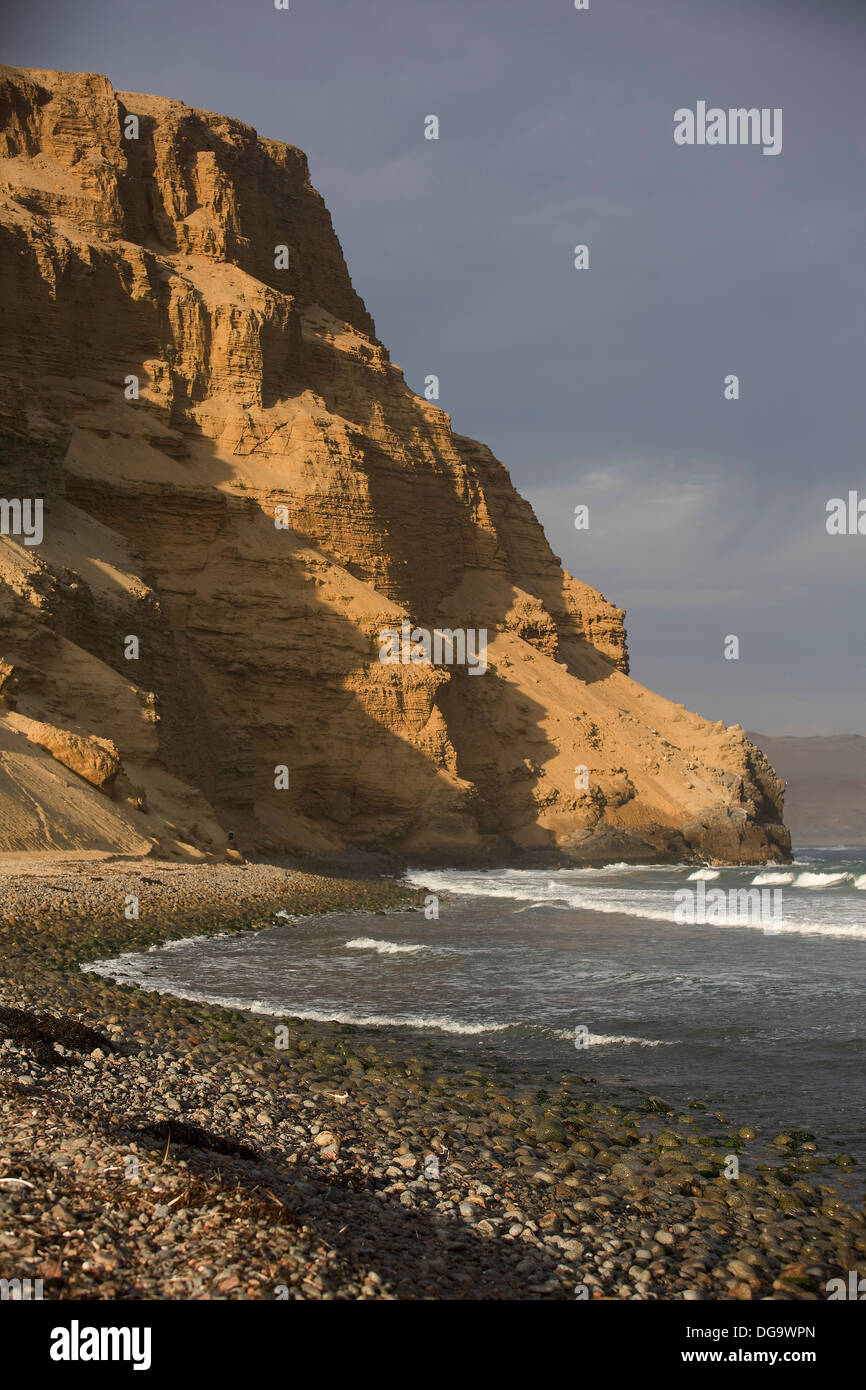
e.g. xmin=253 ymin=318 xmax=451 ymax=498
xmin=85 ymin=848 xmax=866 ymax=1158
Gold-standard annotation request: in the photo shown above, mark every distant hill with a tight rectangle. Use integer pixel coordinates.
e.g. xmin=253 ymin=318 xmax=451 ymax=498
xmin=748 ymin=734 xmax=866 ymax=846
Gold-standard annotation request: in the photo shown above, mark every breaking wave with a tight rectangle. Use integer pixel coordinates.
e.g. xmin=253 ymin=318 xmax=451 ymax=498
xmin=793 ymin=872 xmax=852 ymax=888
xmin=345 ymin=936 xmax=450 ymax=956
xmin=407 ymin=867 xmax=866 ymax=939
xmin=548 ymin=1029 xmax=669 ymax=1047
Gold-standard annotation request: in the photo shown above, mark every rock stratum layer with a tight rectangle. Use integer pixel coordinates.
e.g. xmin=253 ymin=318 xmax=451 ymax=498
xmin=0 ymin=67 xmax=789 ymax=865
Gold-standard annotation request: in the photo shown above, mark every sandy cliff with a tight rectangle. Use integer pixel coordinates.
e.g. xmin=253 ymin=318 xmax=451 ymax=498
xmin=0 ymin=67 xmax=789 ymax=864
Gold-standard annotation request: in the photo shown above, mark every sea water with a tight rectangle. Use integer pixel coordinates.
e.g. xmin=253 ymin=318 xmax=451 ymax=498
xmin=85 ymin=848 xmax=866 ymax=1155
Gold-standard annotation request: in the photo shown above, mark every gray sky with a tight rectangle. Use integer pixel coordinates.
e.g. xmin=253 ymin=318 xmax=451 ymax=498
xmin=4 ymin=0 xmax=865 ymax=733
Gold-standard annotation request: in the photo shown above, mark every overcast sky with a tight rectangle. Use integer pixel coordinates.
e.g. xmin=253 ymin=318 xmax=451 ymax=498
xmin=4 ymin=0 xmax=865 ymax=733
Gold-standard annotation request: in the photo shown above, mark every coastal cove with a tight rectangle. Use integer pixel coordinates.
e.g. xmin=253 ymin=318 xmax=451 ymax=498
xmin=0 ymin=858 xmax=863 ymax=1301
xmin=83 ymin=853 xmax=866 ymax=1166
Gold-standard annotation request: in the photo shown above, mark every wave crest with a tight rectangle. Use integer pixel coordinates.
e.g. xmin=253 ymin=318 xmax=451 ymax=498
xmin=793 ymin=872 xmax=851 ymax=888
xmin=345 ymin=936 xmax=429 ymax=955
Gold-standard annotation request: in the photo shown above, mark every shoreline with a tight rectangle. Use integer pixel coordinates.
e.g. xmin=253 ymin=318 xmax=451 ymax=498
xmin=0 ymin=859 xmax=863 ymax=1301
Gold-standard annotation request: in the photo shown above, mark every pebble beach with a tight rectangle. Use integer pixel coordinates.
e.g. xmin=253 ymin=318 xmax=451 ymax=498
xmin=0 ymin=859 xmax=864 ymax=1301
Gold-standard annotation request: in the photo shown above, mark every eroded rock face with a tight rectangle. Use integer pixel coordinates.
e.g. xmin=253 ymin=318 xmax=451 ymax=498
xmin=8 ymin=712 xmax=120 ymax=789
xmin=0 ymin=66 xmax=790 ymax=864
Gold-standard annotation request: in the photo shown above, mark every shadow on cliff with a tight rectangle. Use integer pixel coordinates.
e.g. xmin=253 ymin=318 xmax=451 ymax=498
xmin=2 ymin=223 xmax=626 ymax=862
xmin=54 ymin=411 xmax=564 ymax=863
xmin=290 ymin=334 xmax=621 ymax=690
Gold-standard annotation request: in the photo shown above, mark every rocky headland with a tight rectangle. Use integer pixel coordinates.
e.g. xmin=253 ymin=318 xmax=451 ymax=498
xmin=0 ymin=66 xmax=790 ymax=867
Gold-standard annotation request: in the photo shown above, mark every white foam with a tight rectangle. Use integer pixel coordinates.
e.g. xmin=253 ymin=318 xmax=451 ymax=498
xmin=687 ymin=869 xmax=720 ymax=880
xmin=81 ymin=951 xmax=502 ymax=1034
xmin=345 ymin=937 xmax=430 ymax=955
xmin=588 ymin=1032 xmax=665 ymax=1047
xmin=246 ymin=1006 xmax=508 ymax=1034
xmin=549 ymin=1029 xmax=669 ymax=1047
xmin=406 ymin=867 xmax=866 ymax=939
xmin=727 ymin=918 xmax=866 ymax=939
xmin=752 ymin=871 xmax=795 ymax=885
xmin=793 ymin=872 xmax=851 ymax=888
